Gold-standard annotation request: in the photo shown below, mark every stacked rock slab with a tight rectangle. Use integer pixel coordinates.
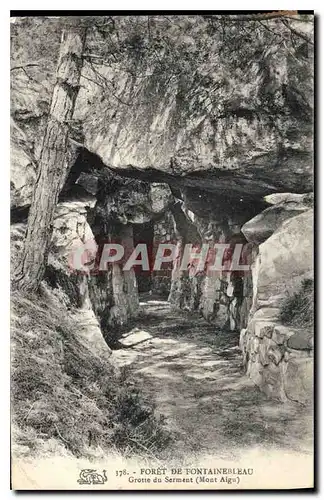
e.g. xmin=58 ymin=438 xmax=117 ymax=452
xmin=241 ymin=200 xmax=313 ymax=403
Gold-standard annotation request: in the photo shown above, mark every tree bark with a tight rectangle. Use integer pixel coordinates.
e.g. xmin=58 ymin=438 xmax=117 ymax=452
xmin=14 ymin=27 xmax=86 ymax=292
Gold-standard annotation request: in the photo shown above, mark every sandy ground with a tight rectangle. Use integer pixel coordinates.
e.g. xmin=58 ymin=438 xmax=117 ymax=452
xmin=113 ymin=297 xmax=313 ymax=461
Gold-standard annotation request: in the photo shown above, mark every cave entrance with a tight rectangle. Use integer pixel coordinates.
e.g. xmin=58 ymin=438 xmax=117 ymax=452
xmin=133 ymin=221 xmax=154 ymax=294
xmin=132 ymin=216 xmax=173 ymax=300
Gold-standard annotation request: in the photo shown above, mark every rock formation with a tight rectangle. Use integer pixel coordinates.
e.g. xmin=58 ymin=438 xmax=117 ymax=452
xmin=11 ymin=15 xmax=314 ymax=400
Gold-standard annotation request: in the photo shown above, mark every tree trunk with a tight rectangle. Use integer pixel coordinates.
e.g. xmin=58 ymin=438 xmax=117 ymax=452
xmin=14 ymin=27 xmax=86 ymax=292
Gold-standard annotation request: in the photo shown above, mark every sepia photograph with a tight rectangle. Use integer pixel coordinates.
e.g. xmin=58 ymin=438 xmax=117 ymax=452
xmin=10 ymin=10 xmax=314 ymax=490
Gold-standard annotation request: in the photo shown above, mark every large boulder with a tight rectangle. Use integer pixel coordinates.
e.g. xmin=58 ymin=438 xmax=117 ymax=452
xmin=242 ymin=193 xmax=312 ymax=244
xmin=264 ymin=192 xmax=314 ymax=205
xmin=94 ymin=172 xmax=174 ymax=227
xmin=257 ymin=209 xmax=313 ymax=299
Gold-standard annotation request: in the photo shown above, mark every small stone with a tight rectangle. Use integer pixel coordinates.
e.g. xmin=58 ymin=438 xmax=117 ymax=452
xmin=239 ymin=328 xmax=247 ymax=352
xmin=250 ymin=352 xmax=257 ymax=362
xmin=287 ymin=330 xmax=314 ymax=351
xmin=260 ymin=324 xmax=274 ymax=338
xmin=253 ymin=308 xmax=281 ymax=320
xmin=246 ymin=335 xmax=253 ymax=353
xmin=260 ymin=361 xmax=287 ymax=401
xmin=251 ymin=336 xmax=260 ymax=353
xmin=267 ymin=345 xmax=284 ymax=365
xmin=272 ymin=325 xmax=295 ymax=345
xmin=259 ymin=341 xmax=270 ymax=366
xmin=284 ymin=357 xmax=313 ymax=404
xmin=253 ymin=320 xmax=275 ymax=338
xmin=247 ymin=357 xmax=263 ymax=386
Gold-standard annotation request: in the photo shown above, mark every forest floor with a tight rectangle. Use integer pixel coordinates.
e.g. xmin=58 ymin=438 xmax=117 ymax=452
xmin=112 ymin=294 xmax=313 ymax=463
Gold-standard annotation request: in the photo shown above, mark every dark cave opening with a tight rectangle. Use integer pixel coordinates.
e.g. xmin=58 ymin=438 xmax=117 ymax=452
xmin=133 ymin=221 xmax=155 ymax=294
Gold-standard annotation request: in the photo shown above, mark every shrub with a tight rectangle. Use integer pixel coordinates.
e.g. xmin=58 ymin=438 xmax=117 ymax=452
xmin=279 ymin=278 xmax=314 ymax=328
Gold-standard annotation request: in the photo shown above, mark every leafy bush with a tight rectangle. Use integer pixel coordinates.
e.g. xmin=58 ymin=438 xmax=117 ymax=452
xmin=11 ymin=289 xmax=171 ymax=459
xmin=279 ymin=278 xmax=314 ymax=328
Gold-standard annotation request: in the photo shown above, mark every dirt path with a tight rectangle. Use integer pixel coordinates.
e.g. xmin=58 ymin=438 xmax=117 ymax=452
xmin=112 ymin=297 xmax=313 ymax=461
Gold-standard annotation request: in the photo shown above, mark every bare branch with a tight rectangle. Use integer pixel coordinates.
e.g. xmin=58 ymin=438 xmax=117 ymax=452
xmin=213 ymin=12 xmax=300 ymax=22
xmin=68 ymin=137 xmax=85 ymax=148
xmin=11 ymin=61 xmax=41 ymax=72
xmin=82 ymin=62 xmax=132 ymax=106
xmin=80 ymin=72 xmax=106 ymax=90
xmin=282 ymin=15 xmax=313 ymax=22
xmin=281 ymin=19 xmax=314 ymax=45
xmin=161 ymin=15 xmax=183 ymax=29
xmin=257 ymin=20 xmax=286 ymax=40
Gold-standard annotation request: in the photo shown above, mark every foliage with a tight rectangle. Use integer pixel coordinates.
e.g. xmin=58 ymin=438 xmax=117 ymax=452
xmin=11 ymin=290 xmax=171 ymax=459
xmin=11 ymin=15 xmax=314 ymax=118
xmin=279 ymin=278 xmax=314 ymax=328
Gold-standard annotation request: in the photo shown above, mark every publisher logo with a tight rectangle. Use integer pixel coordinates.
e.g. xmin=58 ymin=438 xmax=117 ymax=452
xmin=77 ymin=469 xmax=107 ymax=485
